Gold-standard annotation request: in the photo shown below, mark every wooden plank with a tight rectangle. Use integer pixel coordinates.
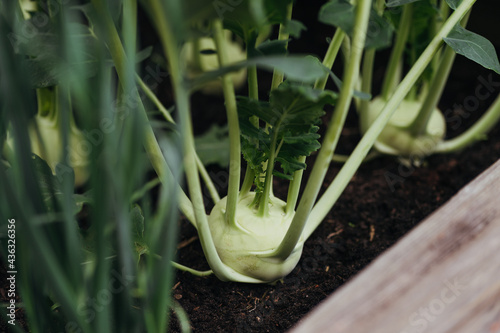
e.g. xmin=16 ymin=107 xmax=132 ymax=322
xmin=291 ymin=160 xmax=500 ymax=333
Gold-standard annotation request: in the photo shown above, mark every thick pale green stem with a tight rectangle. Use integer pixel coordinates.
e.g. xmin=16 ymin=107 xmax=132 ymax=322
xmin=360 ymin=50 xmax=375 ymax=130
xmin=285 ymin=155 xmax=306 ymax=215
xmin=381 ymin=3 xmax=413 ymax=100
xmin=136 ymin=74 xmax=220 ymax=204
xmin=270 ymin=3 xmax=293 ymax=90
xmin=359 ymin=0 xmax=385 ymax=129
xmin=409 ymin=12 xmax=470 ymax=136
xmin=284 ymin=30 xmax=346 ymax=215
xmin=304 ymin=0 xmax=477 ymax=240
xmin=212 ymin=19 xmax=240 ymax=225
xmin=408 ymin=45 xmax=456 ymax=136
xmin=147 ymin=0 xmax=260 ymax=283
xmin=240 ymin=65 xmax=259 ymax=197
xmin=314 ymin=29 xmax=345 ymax=90
xmin=267 ymin=0 xmax=373 ymax=261
xmin=436 ymin=94 xmax=500 ymax=153
xmin=258 ymin=125 xmax=281 ymax=217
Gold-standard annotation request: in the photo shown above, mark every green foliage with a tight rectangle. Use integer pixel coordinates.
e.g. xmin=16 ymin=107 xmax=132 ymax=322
xmin=319 ymin=0 xmax=393 ymax=49
xmin=444 ymin=24 xmax=500 ymax=74
xmin=194 ymin=124 xmax=230 ymax=167
xmin=190 ymin=55 xmax=329 ymax=90
xmin=445 ymin=0 xmax=463 ymax=10
xmin=386 ymin=0 xmax=422 ymax=7
xmin=239 ymin=83 xmax=336 ymax=188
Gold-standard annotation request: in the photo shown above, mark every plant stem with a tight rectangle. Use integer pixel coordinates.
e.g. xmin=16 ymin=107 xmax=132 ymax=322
xmin=212 ymin=19 xmax=240 ymax=225
xmin=270 ymin=3 xmax=293 ymax=90
xmin=314 ymin=29 xmax=345 ymax=90
xmin=359 ymin=0 xmax=385 ymax=130
xmin=284 ymin=26 xmax=346 ymax=215
xmin=136 ymin=74 xmax=175 ymax=122
xmin=435 ymin=94 xmax=500 ymax=153
xmin=408 ymin=12 xmax=470 ymax=137
xmin=240 ymin=64 xmax=259 ymax=197
xmin=381 ymin=3 xmax=413 ymax=101
xmin=408 ymin=45 xmax=456 ymax=136
xmin=258 ymin=123 xmax=281 ymax=217
xmin=268 ymin=0 xmax=373 ymax=261
xmin=304 ymin=0 xmax=477 ymax=240
xmin=90 ymin=0 xmax=196 ymax=224
xmin=360 ymin=49 xmax=375 ymax=130
xmin=147 ymin=0 xmax=262 ymax=283
xmin=136 ymin=74 xmax=220 ymax=204
xmin=285 ymin=155 xmax=306 ymax=215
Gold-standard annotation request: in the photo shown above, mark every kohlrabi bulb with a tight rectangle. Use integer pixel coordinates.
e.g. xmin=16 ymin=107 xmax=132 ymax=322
xmin=364 ymin=97 xmax=446 ymax=159
xmin=208 ymin=192 xmax=303 ymax=283
xmin=181 ymin=34 xmax=247 ymax=95
xmin=29 ymin=115 xmax=90 ymax=186
xmin=3 ymin=89 xmax=90 ymax=187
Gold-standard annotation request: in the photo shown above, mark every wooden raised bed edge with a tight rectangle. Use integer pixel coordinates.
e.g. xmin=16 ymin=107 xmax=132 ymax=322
xmin=291 ymin=159 xmax=500 ymax=333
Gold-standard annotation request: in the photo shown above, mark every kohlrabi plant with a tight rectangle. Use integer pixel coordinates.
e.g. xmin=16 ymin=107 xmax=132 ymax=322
xmin=4 ymin=0 xmax=498 ymax=296
xmin=349 ymin=0 xmax=500 ymax=162
xmin=181 ymin=31 xmax=247 ymax=94
xmin=134 ymin=0 xmax=494 ymax=283
xmin=3 ymin=87 xmax=90 ymax=186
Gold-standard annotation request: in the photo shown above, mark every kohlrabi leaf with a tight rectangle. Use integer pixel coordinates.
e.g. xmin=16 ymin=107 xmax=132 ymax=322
xmin=253 ymin=39 xmax=289 ymax=57
xmin=194 ymin=124 xmax=230 ymax=167
xmin=319 ymin=0 xmax=393 ymax=49
xmin=238 ymin=83 xmax=336 ymax=185
xmin=445 ymin=0 xmax=462 ymax=10
xmin=284 ymin=19 xmax=307 ymax=38
xmin=444 ymin=25 xmax=500 ymax=74
xmin=386 ymin=0 xmax=422 ymax=7
xmin=30 ymin=154 xmax=82 ymax=214
xmin=191 ymin=55 xmax=328 ymax=90
xmin=131 ymin=204 xmax=149 ymax=259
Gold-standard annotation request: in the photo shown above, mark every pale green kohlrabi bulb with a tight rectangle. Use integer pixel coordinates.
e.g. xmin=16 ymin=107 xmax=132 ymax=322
xmin=363 ymin=97 xmax=446 ymax=160
xmin=208 ymin=192 xmax=304 ymax=283
xmin=181 ymin=33 xmax=247 ymax=95
xmin=3 ymin=88 xmax=90 ymax=186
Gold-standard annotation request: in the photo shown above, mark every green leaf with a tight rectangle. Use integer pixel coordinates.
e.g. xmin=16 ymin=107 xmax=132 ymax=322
xmin=444 ymin=25 xmax=500 ymax=74
xmin=191 ymin=55 xmax=329 ymax=90
xmin=283 ymin=19 xmax=307 ymax=38
xmin=445 ymin=0 xmax=462 ymax=10
xmin=194 ymin=124 xmax=230 ymax=167
xmin=238 ymin=83 xmax=337 ymax=184
xmin=319 ymin=0 xmax=393 ymax=49
xmin=318 ymin=0 xmax=354 ymax=31
xmin=386 ymin=0 xmax=422 ymax=7
xmin=131 ymin=204 xmax=149 ymax=258
xmin=253 ymin=39 xmax=289 ymax=57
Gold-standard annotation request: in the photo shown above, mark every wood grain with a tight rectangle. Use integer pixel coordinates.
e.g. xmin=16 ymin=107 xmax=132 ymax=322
xmin=291 ymin=160 xmax=500 ymax=333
